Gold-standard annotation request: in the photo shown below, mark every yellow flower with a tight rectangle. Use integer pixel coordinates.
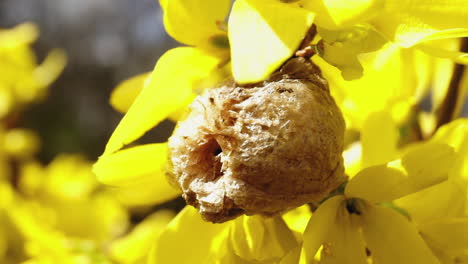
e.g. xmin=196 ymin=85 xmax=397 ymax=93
xmin=298 ymin=0 xmax=468 ymax=79
xmin=0 ymin=23 xmax=66 ymax=118
xmin=304 ymin=118 xmax=466 ymax=264
xmin=109 ymin=210 xmax=175 ymax=264
xmin=394 ymin=119 xmax=468 ymax=263
xmin=93 ymin=1 xmax=468 ymax=262
xmin=1 ymin=155 xmax=129 ymax=263
xmin=148 ymin=205 xmax=301 ymax=263
xmin=228 ymin=0 xmax=315 ymax=83
xmin=95 ymin=0 xmax=235 ymax=207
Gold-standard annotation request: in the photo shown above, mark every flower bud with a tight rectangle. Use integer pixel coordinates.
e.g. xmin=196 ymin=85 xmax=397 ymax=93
xmin=168 ymin=58 xmax=345 ymax=223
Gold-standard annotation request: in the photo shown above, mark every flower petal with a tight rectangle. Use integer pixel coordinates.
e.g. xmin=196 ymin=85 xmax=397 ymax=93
xmin=109 ymin=210 xmax=175 ymax=263
xmin=282 ymin=205 xmax=312 ymax=234
xmin=360 ymin=111 xmax=398 ymax=169
xmin=419 ymin=218 xmax=468 ymax=257
xmin=160 ymin=0 xmax=231 ymax=46
xmin=395 ymin=180 xmax=466 ymax=223
xmin=303 ymin=196 xmax=344 ymax=262
xmin=319 ymin=205 xmax=367 ymax=264
xmin=345 ymin=165 xmax=412 ymax=203
xmin=318 ymin=25 xmax=387 ymax=80
xmin=361 ymin=204 xmax=439 ymax=264
xmin=279 ymin=244 xmax=302 ymax=264
xmin=314 ymin=43 xmax=430 ymax=129
xmin=230 ymin=215 xmax=298 ymax=262
xmin=110 ymin=72 xmax=150 ymax=114
xmin=149 ymin=206 xmax=229 ymax=264
xmin=301 ymin=0 xmax=383 ymax=30
xmin=103 ymin=47 xmax=221 ymax=155
xmin=0 ymin=22 xmax=38 ymax=49
xmin=93 ymin=143 xmax=180 ymax=205
xmin=431 ymin=119 xmax=468 ymax=182
xmin=401 ymin=142 xmax=456 ymax=190
xmin=372 ymin=0 xmax=468 ymax=47
xmin=228 ymin=0 xmax=314 ymax=84
xmin=417 ymin=42 xmax=468 ymax=65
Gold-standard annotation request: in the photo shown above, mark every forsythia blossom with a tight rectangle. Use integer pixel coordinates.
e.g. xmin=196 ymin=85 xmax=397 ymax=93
xmin=1 ymin=0 xmax=465 ymax=262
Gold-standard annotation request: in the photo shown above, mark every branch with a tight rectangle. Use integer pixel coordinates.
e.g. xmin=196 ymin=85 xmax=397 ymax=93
xmin=435 ymin=38 xmax=468 ymax=130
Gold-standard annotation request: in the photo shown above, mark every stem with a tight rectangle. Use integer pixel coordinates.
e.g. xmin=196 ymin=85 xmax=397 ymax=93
xmin=435 ymin=38 xmax=468 ymax=130
xmin=295 ymin=25 xmax=317 ymax=58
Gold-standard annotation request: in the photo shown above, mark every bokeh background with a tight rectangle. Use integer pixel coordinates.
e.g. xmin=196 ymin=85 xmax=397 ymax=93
xmin=0 ymin=0 xmax=178 ymax=162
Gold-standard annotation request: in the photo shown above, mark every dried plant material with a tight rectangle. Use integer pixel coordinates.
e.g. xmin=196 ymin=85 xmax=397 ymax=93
xmin=168 ymin=58 xmax=346 ymax=223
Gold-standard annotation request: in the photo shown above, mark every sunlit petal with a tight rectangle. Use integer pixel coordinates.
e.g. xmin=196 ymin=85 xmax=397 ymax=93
xmin=104 ymin=47 xmax=221 ymax=154
xmin=230 ymin=215 xmax=298 ymax=262
xmin=360 ymin=111 xmax=398 ymax=169
xmin=419 ymin=218 xmax=468 ymax=257
xmin=93 ymin=143 xmax=180 ymax=205
xmin=149 ymin=206 xmax=229 ymax=264
xmin=395 ymin=180 xmax=466 ymax=223
xmin=361 ymin=204 xmax=439 ymax=264
xmin=345 ymin=165 xmax=411 ymax=203
xmin=320 ymin=205 xmax=367 ymax=264
xmin=303 ymin=196 xmax=344 ymax=262
xmin=229 ymin=0 xmax=314 ymax=83
xmin=161 ymin=0 xmax=230 ymax=46
xmin=372 ymin=0 xmax=468 ymax=47
xmin=110 ymin=72 xmax=150 ymax=114
xmin=301 ymin=0 xmax=383 ymax=30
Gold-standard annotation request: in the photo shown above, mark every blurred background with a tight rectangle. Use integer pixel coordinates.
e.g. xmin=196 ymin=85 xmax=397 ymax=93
xmin=0 ymin=0 xmax=178 ymax=162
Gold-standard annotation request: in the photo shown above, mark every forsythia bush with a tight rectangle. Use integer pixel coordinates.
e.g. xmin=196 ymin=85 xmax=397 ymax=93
xmin=2 ymin=0 xmax=468 ymax=263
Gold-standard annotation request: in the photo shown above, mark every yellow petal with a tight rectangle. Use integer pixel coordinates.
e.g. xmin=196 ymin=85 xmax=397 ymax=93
xmin=431 ymin=119 xmax=468 ymax=183
xmin=342 ymin=142 xmax=362 ymax=178
xmin=316 ymin=24 xmax=387 ymax=80
xmin=228 ymin=0 xmax=314 ymax=84
xmin=372 ymin=0 xmax=468 ymax=47
xmin=303 ymin=196 xmax=344 ymax=262
xmin=110 ymin=72 xmax=150 ymax=114
xmin=95 ymin=143 xmax=166 ymax=185
xmin=401 ymin=142 xmax=456 ymax=190
xmin=230 ymin=215 xmax=298 ymax=261
xmin=110 ymin=210 xmax=175 ymax=263
xmin=301 ymin=0 xmax=384 ymax=30
xmin=150 ymin=206 xmax=229 ymax=264
xmin=345 ymin=165 xmax=412 ymax=203
xmin=395 ymin=180 xmax=466 ymax=224
xmin=279 ymin=244 xmax=302 ymax=264
xmin=361 ymin=204 xmax=439 ymax=264
xmin=33 ymin=49 xmax=67 ymax=89
xmin=104 ymin=47 xmax=221 ymax=155
xmin=0 ymin=22 xmax=38 ymax=49
xmin=360 ymin=111 xmax=398 ymax=169
xmin=314 ymin=43 xmax=430 ymax=129
xmin=319 ymin=205 xmax=367 ymax=264
xmin=282 ymin=205 xmax=312 ymax=234
xmin=419 ymin=218 xmax=468 ymax=257
xmin=93 ymin=143 xmax=180 ymax=205
xmin=3 ymin=128 xmax=40 ymax=158
xmin=417 ymin=42 xmax=468 ymax=65
xmin=432 ymin=119 xmax=468 ymax=153
xmin=161 ymin=0 xmax=230 ymax=46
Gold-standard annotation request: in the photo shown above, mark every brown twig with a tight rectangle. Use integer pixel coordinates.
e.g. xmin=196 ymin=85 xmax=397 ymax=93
xmin=435 ymin=38 xmax=468 ymax=131
xmin=295 ymin=24 xmax=317 ymax=58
